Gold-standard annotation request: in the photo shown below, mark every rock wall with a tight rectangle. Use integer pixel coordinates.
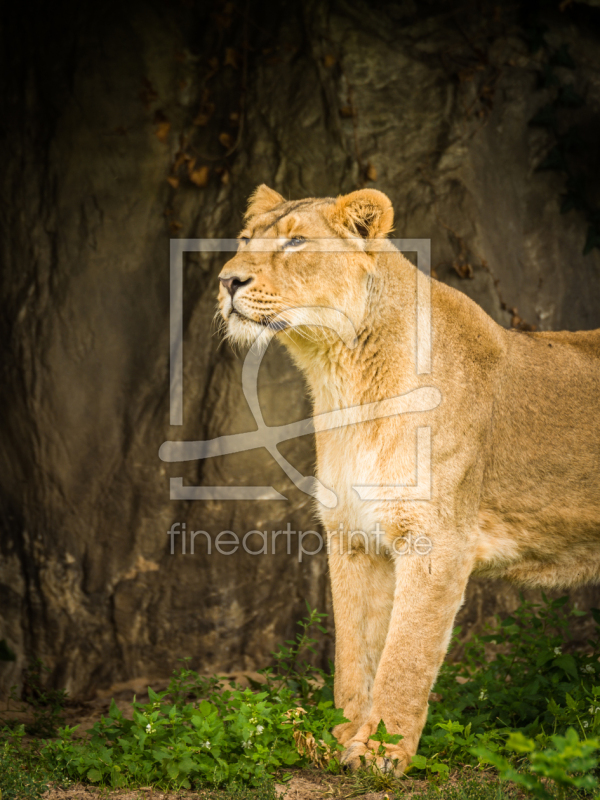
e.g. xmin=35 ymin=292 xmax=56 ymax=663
xmin=1 ymin=0 xmax=599 ymax=697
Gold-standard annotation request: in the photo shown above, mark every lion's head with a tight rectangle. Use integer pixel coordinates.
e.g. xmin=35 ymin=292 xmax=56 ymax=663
xmin=217 ymin=185 xmax=394 ymax=348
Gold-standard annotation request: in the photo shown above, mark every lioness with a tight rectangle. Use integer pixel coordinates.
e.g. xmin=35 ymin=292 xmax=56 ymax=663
xmin=217 ymin=185 xmax=600 ymax=773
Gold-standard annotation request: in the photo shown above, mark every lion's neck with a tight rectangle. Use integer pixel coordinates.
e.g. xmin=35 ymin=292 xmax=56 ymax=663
xmin=283 ymin=254 xmax=418 ymax=414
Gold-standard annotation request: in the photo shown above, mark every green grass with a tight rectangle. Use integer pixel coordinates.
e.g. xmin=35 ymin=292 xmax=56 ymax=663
xmin=0 ymin=735 xmax=51 ymax=800
xmin=2 ymin=596 xmax=600 ymax=799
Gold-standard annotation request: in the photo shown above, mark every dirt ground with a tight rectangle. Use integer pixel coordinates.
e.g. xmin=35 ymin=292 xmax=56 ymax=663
xmin=40 ymin=771 xmax=417 ymax=800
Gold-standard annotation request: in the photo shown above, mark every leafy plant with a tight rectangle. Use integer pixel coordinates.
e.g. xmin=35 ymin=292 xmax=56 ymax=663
xmin=411 ymin=594 xmax=600 ymax=782
xmin=20 ymin=659 xmax=68 ymax=737
xmin=4 ymin=596 xmax=600 ymax=798
xmin=475 ymin=727 xmax=600 ymax=800
xmin=41 ymin=606 xmax=346 ymax=790
xmin=258 ymin=605 xmax=334 ymax=706
xmin=0 ymin=658 xmax=67 ymax=738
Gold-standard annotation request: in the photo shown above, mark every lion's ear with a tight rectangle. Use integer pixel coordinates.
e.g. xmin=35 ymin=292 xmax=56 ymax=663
xmin=327 ymin=189 xmax=394 ymax=239
xmin=244 ymin=184 xmax=285 ymax=220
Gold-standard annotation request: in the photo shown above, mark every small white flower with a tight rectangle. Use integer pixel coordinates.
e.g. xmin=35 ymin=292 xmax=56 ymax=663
xmin=584 ymin=721 xmax=590 ymax=728
xmin=256 ymin=724 xmax=264 ymax=734
xmin=203 ymin=740 xmax=211 ymax=749
xmin=145 ymin=723 xmax=155 ymax=734
xmin=249 ymin=716 xmax=258 ymax=724
xmin=584 ymin=664 xmax=595 ymax=674
xmin=554 ymin=647 xmax=562 ymax=656
xmin=479 ymin=690 xmax=487 ymax=701
xmin=589 ymin=706 xmax=600 ymax=715
xmin=242 ymin=740 xmax=252 ymax=749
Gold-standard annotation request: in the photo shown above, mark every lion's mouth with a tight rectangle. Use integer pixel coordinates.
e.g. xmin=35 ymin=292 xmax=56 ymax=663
xmin=230 ymin=308 xmax=266 ymax=326
xmin=230 ymin=308 xmax=288 ymax=331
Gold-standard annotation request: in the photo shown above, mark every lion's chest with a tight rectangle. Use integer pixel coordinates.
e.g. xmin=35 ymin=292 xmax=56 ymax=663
xmin=315 ymin=430 xmax=380 ymax=532
xmin=313 ymin=422 xmax=413 ymax=538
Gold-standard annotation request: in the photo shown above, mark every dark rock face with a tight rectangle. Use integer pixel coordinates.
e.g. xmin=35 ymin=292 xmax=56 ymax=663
xmin=1 ymin=0 xmax=599 ymax=697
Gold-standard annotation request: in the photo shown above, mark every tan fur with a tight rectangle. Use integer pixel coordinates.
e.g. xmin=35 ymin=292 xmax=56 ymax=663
xmin=217 ymin=185 xmax=600 ymax=774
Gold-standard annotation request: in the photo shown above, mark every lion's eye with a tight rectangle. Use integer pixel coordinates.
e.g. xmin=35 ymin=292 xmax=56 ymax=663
xmin=239 ymin=236 xmax=250 ymax=245
xmin=284 ymin=237 xmax=305 ymax=249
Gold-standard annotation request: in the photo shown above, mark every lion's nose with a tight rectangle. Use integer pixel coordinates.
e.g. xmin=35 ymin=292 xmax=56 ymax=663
xmin=219 ymin=276 xmax=253 ymax=298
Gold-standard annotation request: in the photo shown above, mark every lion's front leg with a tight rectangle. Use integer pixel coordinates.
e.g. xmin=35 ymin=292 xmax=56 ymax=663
xmin=340 ymin=539 xmax=473 ymax=774
xmin=328 ymin=545 xmax=395 ymax=745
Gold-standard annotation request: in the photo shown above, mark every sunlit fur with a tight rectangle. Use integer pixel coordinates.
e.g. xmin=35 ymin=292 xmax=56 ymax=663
xmin=217 ymin=184 xmax=600 ymax=775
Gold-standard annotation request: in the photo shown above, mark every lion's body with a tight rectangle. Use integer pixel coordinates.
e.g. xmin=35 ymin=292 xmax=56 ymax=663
xmin=477 ymin=325 xmax=600 ymax=585
xmin=218 ymin=185 xmax=600 ymax=773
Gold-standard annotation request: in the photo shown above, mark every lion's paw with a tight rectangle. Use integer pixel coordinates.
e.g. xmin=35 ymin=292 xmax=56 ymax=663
xmin=340 ymin=738 xmax=410 ymax=775
xmin=332 ymin=721 xmax=360 ymax=746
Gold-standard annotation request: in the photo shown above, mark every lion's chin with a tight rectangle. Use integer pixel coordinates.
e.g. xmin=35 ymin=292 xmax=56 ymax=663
xmin=225 ymin=311 xmax=271 ymax=347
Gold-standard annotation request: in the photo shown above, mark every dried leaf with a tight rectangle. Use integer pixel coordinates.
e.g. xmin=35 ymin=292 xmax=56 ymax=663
xmin=193 ymin=102 xmax=215 ymax=126
xmin=284 ymin=707 xmax=336 ymax=769
xmin=323 ymin=54 xmax=336 ymax=68
xmin=140 ymin=77 xmax=158 ymax=108
xmin=154 ymin=111 xmax=171 ymax=144
xmin=167 ymin=176 xmax=179 ymax=189
xmin=366 ymin=162 xmax=377 ymax=182
xmin=173 ymin=151 xmax=187 ymax=171
xmin=219 ymin=132 xmax=234 ymax=149
xmin=190 ymin=166 xmax=210 ymax=187
xmin=155 ymin=120 xmax=171 ymax=143
xmin=221 ymin=170 xmax=230 ymax=185
xmin=452 ymin=259 xmax=474 ymax=279
xmin=509 ymin=307 xmax=537 ymax=331
xmin=224 ymin=48 xmax=238 ymax=68
xmin=169 ymin=220 xmax=183 ymax=235
xmin=291 ymin=728 xmax=337 ymax=769
xmin=214 ymin=13 xmax=232 ymax=31
xmin=339 ymin=105 xmax=355 ymax=118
